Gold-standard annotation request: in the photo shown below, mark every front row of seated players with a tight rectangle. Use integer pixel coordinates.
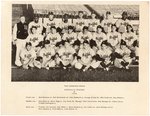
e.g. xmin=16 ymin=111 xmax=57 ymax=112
xmin=20 ymin=25 xmax=138 ymax=71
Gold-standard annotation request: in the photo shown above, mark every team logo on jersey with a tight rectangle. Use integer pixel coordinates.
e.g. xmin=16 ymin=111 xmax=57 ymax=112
xmin=110 ymin=35 xmax=118 ymax=40
xmin=31 ymin=37 xmax=38 ymax=42
xmin=96 ymin=37 xmax=103 ymax=41
xmin=125 ymin=36 xmax=134 ymax=41
xmin=90 ymin=22 xmax=97 ymax=27
xmin=64 ymin=52 xmax=71 ymax=58
xmin=26 ymin=54 xmax=32 ymax=59
xmin=83 ymin=52 xmax=90 ymax=58
xmin=66 ymin=37 xmax=74 ymax=42
xmin=47 ymin=23 xmax=55 ymax=26
xmin=36 ymin=25 xmax=41 ymax=28
xmin=104 ymin=22 xmax=111 ymax=27
xmin=82 ymin=36 xmax=89 ymax=40
xmin=77 ymin=22 xmax=84 ymax=26
xmin=51 ymin=37 xmax=57 ymax=42
xmin=44 ymin=52 xmax=51 ymax=58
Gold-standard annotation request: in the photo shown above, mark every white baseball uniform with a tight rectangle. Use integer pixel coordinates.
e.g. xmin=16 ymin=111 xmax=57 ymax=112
xmin=62 ymin=32 xmax=77 ymax=44
xmin=28 ymin=21 xmax=43 ymax=34
xmin=78 ymin=31 xmax=92 ymax=43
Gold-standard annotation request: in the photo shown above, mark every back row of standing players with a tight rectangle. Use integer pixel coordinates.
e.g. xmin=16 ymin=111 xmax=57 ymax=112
xmin=13 ymin=11 xmax=139 ymax=71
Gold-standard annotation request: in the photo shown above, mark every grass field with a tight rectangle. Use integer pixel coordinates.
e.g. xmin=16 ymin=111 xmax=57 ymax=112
xmin=12 ymin=67 xmax=138 ymax=82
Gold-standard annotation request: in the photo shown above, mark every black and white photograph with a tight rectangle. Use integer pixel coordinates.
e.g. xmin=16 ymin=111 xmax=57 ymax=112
xmin=11 ymin=4 xmax=139 ymax=82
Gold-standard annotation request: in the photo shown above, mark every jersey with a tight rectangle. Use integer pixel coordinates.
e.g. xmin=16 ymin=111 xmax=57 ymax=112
xmin=78 ymin=47 xmax=95 ymax=64
xmin=115 ymin=19 xmax=131 ymax=33
xmin=43 ymin=18 xmax=58 ymax=34
xmin=122 ymin=32 xmax=137 ymax=47
xmin=62 ymin=32 xmax=77 ymax=44
xmin=88 ymin=19 xmax=100 ymax=32
xmin=101 ymin=18 xmax=115 ymax=33
xmin=39 ymin=47 xmax=55 ymax=61
xmin=28 ymin=21 xmax=43 ymax=34
xmin=73 ymin=18 xmax=88 ymax=32
xmin=93 ymin=32 xmax=107 ymax=46
xmin=97 ymin=47 xmax=112 ymax=58
xmin=45 ymin=33 xmax=61 ymax=46
xmin=20 ymin=48 xmax=36 ymax=61
xmin=78 ymin=31 xmax=93 ymax=43
xmin=26 ymin=34 xmax=43 ymax=47
xmin=107 ymin=31 xmax=121 ymax=47
xmin=58 ymin=46 xmax=75 ymax=61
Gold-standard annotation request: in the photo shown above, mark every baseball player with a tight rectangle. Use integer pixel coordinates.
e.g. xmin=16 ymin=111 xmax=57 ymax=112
xmin=34 ymin=56 xmax=43 ymax=69
xmin=45 ymin=26 xmax=62 ymax=50
xmin=107 ymin=24 xmax=121 ymax=49
xmin=92 ymin=25 xmax=107 ymax=49
xmin=43 ymin=12 xmax=58 ymax=35
xmin=114 ymin=40 xmax=132 ymax=69
xmin=101 ymin=11 xmax=114 ymax=34
xmin=20 ymin=42 xmax=36 ymax=69
xmin=62 ymin=26 xmax=77 ymax=45
xmin=122 ymin=24 xmax=137 ymax=49
xmin=57 ymin=41 xmax=76 ymax=69
xmin=28 ymin=15 xmax=43 ymax=35
xmin=13 ymin=16 xmax=28 ymax=67
xmin=26 ymin=26 xmax=44 ymax=55
xmin=73 ymin=11 xmax=88 ymax=32
xmin=39 ymin=40 xmax=56 ymax=69
xmin=95 ymin=41 xmax=113 ymax=71
xmin=115 ymin=11 xmax=132 ymax=34
xmin=88 ymin=12 xmax=100 ymax=32
xmin=74 ymin=41 xmax=95 ymax=71
xmin=78 ymin=26 xmax=93 ymax=43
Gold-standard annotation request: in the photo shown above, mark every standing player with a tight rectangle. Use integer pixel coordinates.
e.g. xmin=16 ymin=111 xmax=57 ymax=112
xmin=56 ymin=41 xmax=76 ymax=69
xmin=115 ymin=11 xmax=132 ymax=34
xmin=107 ymin=24 xmax=121 ymax=49
xmin=26 ymin=26 xmax=44 ymax=55
xmin=61 ymin=14 xmax=72 ymax=34
xmin=39 ymin=40 xmax=56 ymax=69
xmin=88 ymin=12 xmax=100 ymax=33
xmin=45 ymin=26 xmax=62 ymax=50
xmin=20 ymin=42 xmax=36 ymax=69
xmin=28 ymin=16 xmax=43 ymax=35
xmin=44 ymin=12 xmax=58 ymax=35
xmin=73 ymin=11 xmax=87 ymax=32
xmin=101 ymin=11 xmax=114 ymax=34
xmin=114 ymin=40 xmax=132 ymax=69
xmin=13 ymin=16 xmax=28 ymax=66
xmin=62 ymin=26 xmax=77 ymax=45
xmin=74 ymin=41 xmax=95 ymax=71
xmin=78 ymin=26 xmax=93 ymax=43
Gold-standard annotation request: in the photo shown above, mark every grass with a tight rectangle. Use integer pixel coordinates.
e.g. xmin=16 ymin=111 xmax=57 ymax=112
xmin=12 ymin=67 xmax=138 ymax=82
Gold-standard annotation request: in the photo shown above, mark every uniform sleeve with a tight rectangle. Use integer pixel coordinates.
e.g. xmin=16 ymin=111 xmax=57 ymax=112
xmin=78 ymin=49 xmax=83 ymax=57
xmin=28 ymin=22 xmax=32 ymax=34
xmin=32 ymin=50 xmax=36 ymax=58
xmin=20 ymin=49 xmax=25 ymax=59
xmin=51 ymin=48 xmax=55 ymax=56
xmin=62 ymin=33 xmax=67 ymax=40
xmin=57 ymin=33 xmax=62 ymax=42
xmin=13 ymin=24 xmax=17 ymax=41
xmin=115 ymin=19 xmax=121 ymax=28
xmin=39 ymin=49 xmax=44 ymax=57
xmin=90 ymin=49 xmax=95 ymax=56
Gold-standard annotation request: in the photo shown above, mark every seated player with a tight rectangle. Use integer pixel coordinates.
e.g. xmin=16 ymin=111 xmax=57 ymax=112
xmin=56 ymin=41 xmax=76 ymax=69
xmin=20 ymin=42 xmax=36 ymax=69
xmin=43 ymin=12 xmax=58 ymax=35
xmin=73 ymin=11 xmax=88 ymax=32
xmin=45 ymin=26 xmax=61 ymax=50
xmin=113 ymin=40 xmax=132 ymax=69
xmin=88 ymin=12 xmax=100 ymax=32
xmin=92 ymin=25 xmax=107 ymax=51
xmin=74 ymin=41 xmax=95 ymax=71
xmin=115 ymin=11 xmax=132 ymax=34
xmin=28 ymin=15 xmax=43 ymax=35
xmin=93 ymin=41 xmax=112 ymax=71
xmin=61 ymin=14 xmax=72 ymax=34
xmin=34 ymin=56 xmax=43 ymax=69
xmin=122 ymin=24 xmax=137 ymax=50
xmin=107 ymin=24 xmax=121 ymax=49
xmin=39 ymin=40 xmax=56 ymax=70
xmin=62 ymin=26 xmax=77 ymax=45
xmin=101 ymin=11 xmax=114 ymax=34
xmin=26 ymin=26 xmax=44 ymax=55
xmin=78 ymin=26 xmax=92 ymax=43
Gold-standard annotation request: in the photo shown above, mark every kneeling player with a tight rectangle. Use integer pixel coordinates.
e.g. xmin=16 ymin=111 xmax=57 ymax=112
xmin=114 ymin=40 xmax=132 ymax=69
xmin=39 ymin=40 xmax=56 ymax=69
xmin=74 ymin=41 xmax=95 ymax=71
xmin=94 ymin=41 xmax=113 ymax=71
xmin=20 ymin=42 xmax=36 ymax=69
xmin=57 ymin=41 xmax=76 ymax=69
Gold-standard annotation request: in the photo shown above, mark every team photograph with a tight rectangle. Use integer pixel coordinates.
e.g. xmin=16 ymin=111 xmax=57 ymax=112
xmin=11 ymin=4 xmax=139 ymax=81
